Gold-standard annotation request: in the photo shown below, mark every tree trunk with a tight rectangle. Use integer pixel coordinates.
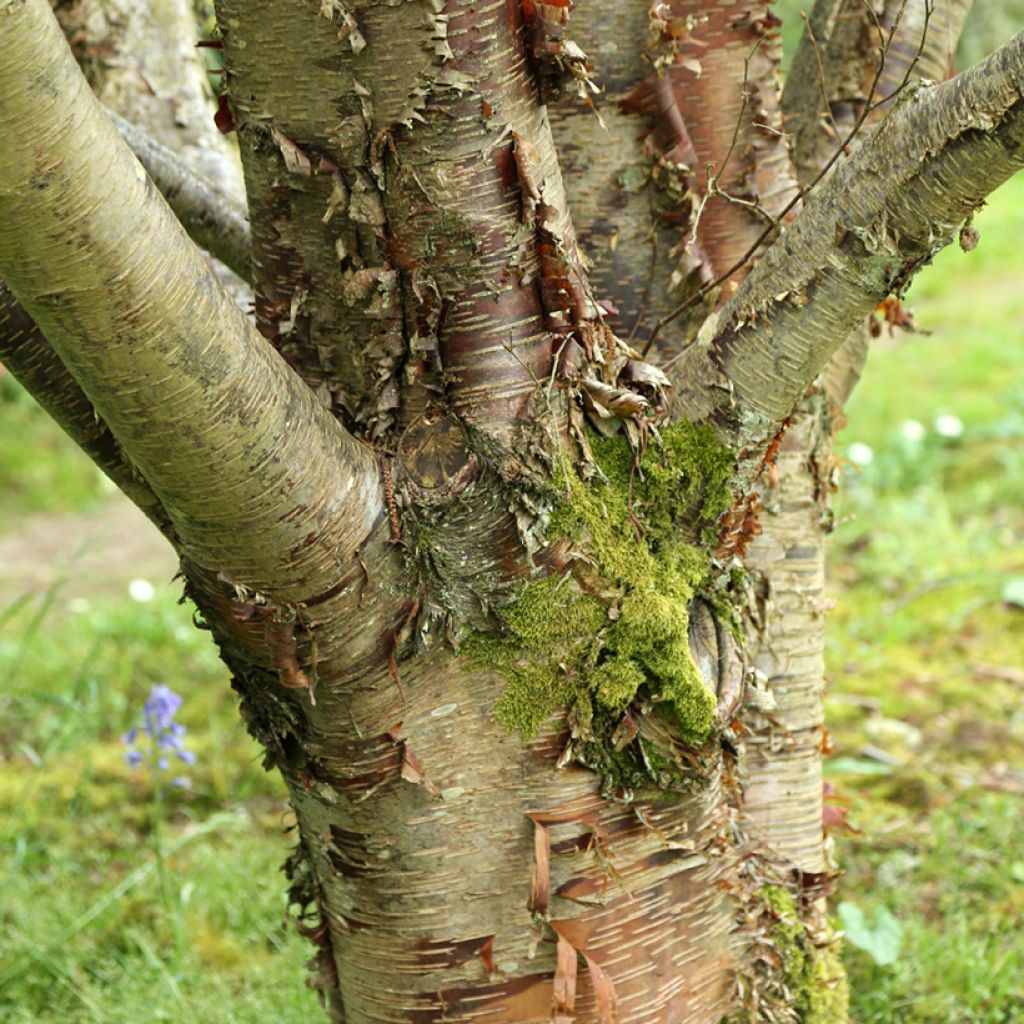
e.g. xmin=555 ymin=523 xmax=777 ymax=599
xmin=2 ymin=1 xmax=1023 ymax=1020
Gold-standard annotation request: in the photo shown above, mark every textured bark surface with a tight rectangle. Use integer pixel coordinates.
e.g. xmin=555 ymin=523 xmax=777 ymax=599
xmin=0 ymin=116 xmax=248 ymax=531
xmin=675 ymin=31 xmax=1024 ymax=488
xmin=0 ymin=0 xmax=381 ymax=601
xmin=108 ymin=111 xmax=251 ymax=280
xmin=206 ymin=3 xmax=741 ymax=1020
xmin=0 ymin=280 xmax=171 ymax=535
xmin=52 ymin=0 xmax=245 ymax=196
xmin=740 ymin=401 xmax=833 ymax=876
xmin=3 ymin=1 xmax=1024 ymax=1022
xmin=546 ymin=0 xmax=798 ymax=355
xmin=651 ymin=0 xmax=799 ymax=288
xmin=783 ymin=0 xmax=976 ymax=184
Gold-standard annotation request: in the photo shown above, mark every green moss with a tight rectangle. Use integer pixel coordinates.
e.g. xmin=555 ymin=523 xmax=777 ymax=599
xmin=591 ymin=656 xmax=646 ymax=710
xmin=606 ymin=587 xmax=715 ymax=741
xmin=759 ymin=886 xmax=849 ymax=1024
xmin=502 ymin=575 xmax=606 ymax=650
xmin=465 ymin=575 xmax=605 ymax=737
xmin=803 ymin=938 xmax=849 ymax=1024
xmin=468 ymin=420 xmax=736 ymax=761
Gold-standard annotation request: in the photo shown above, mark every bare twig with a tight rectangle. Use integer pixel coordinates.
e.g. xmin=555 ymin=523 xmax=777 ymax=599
xmin=801 ymin=11 xmax=842 ymax=145
xmin=649 ymin=0 xmax=921 ymax=354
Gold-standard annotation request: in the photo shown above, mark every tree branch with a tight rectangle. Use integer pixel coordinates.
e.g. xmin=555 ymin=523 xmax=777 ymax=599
xmin=0 ymin=0 xmax=383 ymax=602
xmin=108 ymin=111 xmax=251 ymax=283
xmin=784 ymin=0 xmax=976 ymax=185
xmin=672 ymin=31 xmax=1024 ymax=487
xmin=0 ymin=280 xmax=172 ymax=537
xmin=0 ymin=112 xmax=250 ymax=539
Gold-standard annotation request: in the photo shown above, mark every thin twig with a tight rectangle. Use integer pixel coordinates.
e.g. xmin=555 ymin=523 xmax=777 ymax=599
xmin=648 ymin=0 xmax=917 ymax=353
xmin=801 ymin=12 xmax=842 ymax=145
xmin=627 ymin=178 xmax=661 ymax=342
xmin=685 ymin=36 xmax=765 ymax=250
xmin=641 ymin=36 xmax=765 ymax=357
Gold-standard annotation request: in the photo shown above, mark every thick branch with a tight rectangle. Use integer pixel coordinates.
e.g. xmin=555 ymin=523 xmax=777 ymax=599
xmin=673 ymin=32 xmax=1024 ymax=487
xmin=0 ymin=281 xmax=172 ymax=536
xmin=0 ymin=114 xmax=250 ymax=535
xmin=0 ymin=0 xmax=382 ymax=601
xmin=109 ymin=111 xmax=251 ymax=282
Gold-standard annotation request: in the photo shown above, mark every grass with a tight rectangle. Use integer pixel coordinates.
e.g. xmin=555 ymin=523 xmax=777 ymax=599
xmin=0 ymin=586 xmax=321 ymax=1023
xmin=1 ymin=64 xmax=1023 ymax=1024
xmin=824 ymin=172 xmax=1024 ymax=1023
xmin=0 ymin=371 xmax=110 ymax=526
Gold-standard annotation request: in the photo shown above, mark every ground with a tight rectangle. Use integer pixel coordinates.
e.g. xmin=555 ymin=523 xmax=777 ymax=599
xmin=0 ymin=177 xmax=1021 ymax=1024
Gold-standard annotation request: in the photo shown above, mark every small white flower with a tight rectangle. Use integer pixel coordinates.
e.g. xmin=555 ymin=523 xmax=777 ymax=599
xmin=128 ymin=578 xmax=156 ymax=603
xmin=899 ymin=419 xmax=926 ymax=443
xmin=847 ymin=442 xmax=875 ymax=466
xmin=934 ymin=414 xmax=964 ymax=438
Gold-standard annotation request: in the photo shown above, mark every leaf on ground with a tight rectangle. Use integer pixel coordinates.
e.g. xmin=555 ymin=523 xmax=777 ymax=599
xmin=1001 ymin=577 xmax=1024 ymax=609
xmin=838 ymin=902 xmax=904 ymax=966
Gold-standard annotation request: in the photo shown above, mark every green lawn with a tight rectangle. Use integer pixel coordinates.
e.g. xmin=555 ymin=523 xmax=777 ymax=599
xmin=0 ymin=586 xmax=320 ymax=1022
xmin=825 ymin=173 xmax=1024 ymax=1023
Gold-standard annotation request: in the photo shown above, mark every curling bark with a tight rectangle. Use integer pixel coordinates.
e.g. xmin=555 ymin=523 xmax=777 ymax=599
xmin=2 ymin=1 xmax=1023 ymax=1021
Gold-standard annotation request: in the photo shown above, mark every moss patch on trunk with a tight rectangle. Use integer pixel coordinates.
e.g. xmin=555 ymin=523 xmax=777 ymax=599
xmin=466 ymin=420 xmax=734 ymax=748
xmin=758 ymin=885 xmax=850 ymax=1024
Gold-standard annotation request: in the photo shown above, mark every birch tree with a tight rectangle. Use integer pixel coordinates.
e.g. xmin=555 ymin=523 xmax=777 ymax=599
xmin=1 ymin=0 xmax=1022 ymax=1020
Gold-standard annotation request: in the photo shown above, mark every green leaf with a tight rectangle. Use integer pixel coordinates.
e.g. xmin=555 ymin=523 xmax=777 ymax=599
xmin=838 ymin=902 xmax=904 ymax=966
xmin=825 ymin=756 xmax=893 ymax=776
xmin=1002 ymin=577 xmax=1024 ymax=609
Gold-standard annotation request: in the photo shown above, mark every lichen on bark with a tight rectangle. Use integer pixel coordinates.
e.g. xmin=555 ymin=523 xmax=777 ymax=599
xmin=465 ymin=419 xmax=735 ymax=762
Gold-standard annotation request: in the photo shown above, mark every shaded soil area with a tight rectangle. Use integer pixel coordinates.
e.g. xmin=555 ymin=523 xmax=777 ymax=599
xmin=0 ymin=495 xmax=178 ymax=606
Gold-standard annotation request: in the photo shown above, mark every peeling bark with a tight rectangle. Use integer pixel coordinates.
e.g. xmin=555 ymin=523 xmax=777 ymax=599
xmin=217 ymin=0 xmax=594 ymax=454
xmin=205 ymin=4 xmax=745 ymax=1020
xmin=674 ymin=32 xmax=1024 ymax=487
xmin=3 ymin=1 xmax=1023 ymax=1021
xmin=649 ymin=0 xmax=799 ymax=289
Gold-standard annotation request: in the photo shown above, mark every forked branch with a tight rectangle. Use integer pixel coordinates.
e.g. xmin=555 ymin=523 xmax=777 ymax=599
xmin=672 ymin=31 xmax=1024 ymax=487
xmin=0 ymin=0 xmax=382 ymax=602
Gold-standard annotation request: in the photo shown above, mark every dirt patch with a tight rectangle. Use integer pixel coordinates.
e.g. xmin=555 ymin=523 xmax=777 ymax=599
xmin=0 ymin=495 xmax=178 ymax=606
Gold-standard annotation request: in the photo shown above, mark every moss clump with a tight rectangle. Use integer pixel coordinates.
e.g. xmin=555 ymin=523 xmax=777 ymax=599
xmin=803 ymin=939 xmax=848 ymax=1024
xmin=465 ymin=575 xmax=605 ymax=737
xmin=759 ymin=886 xmax=849 ymax=1024
xmin=469 ymin=420 xmax=735 ymax=752
xmin=591 ymin=656 xmax=646 ymax=711
xmin=605 ymin=585 xmax=715 ymax=743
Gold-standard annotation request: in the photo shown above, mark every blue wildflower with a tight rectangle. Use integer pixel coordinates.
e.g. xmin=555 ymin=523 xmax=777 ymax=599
xmin=122 ymin=684 xmax=195 ymax=782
